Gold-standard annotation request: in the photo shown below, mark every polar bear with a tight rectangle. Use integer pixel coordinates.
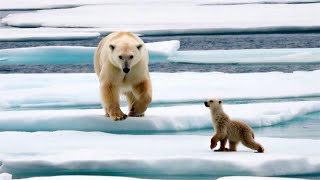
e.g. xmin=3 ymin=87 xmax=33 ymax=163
xmin=205 ymin=98 xmax=264 ymax=153
xmin=94 ymin=32 xmax=152 ymax=121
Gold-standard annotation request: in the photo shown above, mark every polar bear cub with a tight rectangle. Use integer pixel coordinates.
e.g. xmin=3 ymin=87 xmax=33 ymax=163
xmin=205 ymin=98 xmax=264 ymax=153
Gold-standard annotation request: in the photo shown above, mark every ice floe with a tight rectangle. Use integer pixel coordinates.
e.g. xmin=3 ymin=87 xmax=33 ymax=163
xmin=19 ymin=176 xmax=150 ymax=180
xmin=1 ymin=0 xmax=319 ymax=10
xmin=217 ymin=177 xmax=307 ymax=180
xmin=0 ymin=131 xmax=319 ymax=178
xmin=169 ymin=48 xmax=320 ymax=64
xmin=0 ymin=40 xmax=179 ymax=64
xmin=0 ymin=101 xmax=320 ymax=132
xmin=0 ymin=71 xmax=319 ymax=109
xmin=2 ymin=4 xmax=320 ymax=35
xmin=0 ymin=28 xmax=100 ymax=42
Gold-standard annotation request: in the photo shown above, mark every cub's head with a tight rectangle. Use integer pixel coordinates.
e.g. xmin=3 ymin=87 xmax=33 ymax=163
xmin=204 ymin=98 xmax=223 ymax=111
xmin=108 ymin=41 xmax=144 ymax=74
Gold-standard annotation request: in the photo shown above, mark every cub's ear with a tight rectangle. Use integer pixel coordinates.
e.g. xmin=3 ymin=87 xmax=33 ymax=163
xmin=219 ymin=100 xmax=222 ymax=104
xmin=137 ymin=44 xmax=143 ymax=50
xmin=109 ymin=44 xmax=115 ymax=51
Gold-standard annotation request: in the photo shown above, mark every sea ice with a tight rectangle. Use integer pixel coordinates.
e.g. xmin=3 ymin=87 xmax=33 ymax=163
xmin=0 ymin=40 xmax=179 ymax=64
xmin=0 ymin=101 xmax=319 ymax=132
xmin=1 ymin=71 xmax=319 ymax=109
xmin=0 ymin=131 xmax=319 ymax=178
xmin=2 ymin=4 xmax=320 ymax=35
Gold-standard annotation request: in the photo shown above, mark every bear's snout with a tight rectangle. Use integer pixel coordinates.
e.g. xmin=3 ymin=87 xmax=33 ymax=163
xmin=123 ymin=68 xmax=130 ymax=73
xmin=204 ymin=102 xmax=209 ymax=107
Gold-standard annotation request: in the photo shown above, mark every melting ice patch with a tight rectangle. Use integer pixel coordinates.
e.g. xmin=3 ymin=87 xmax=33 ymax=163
xmin=2 ymin=4 xmax=320 ymax=35
xmin=0 ymin=40 xmax=179 ymax=64
xmin=0 ymin=131 xmax=320 ymax=178
xmin=0 ymin=101 xmax=320 ymax=132
xmin=1 ymin=0 xmax=320 ymax=10
xmin=169 ymin=48 xmax=320 ymax=64
xmin=0 ymin=28 xmax=100 ymax=42
xmin=19 ymin=176 xmax=150 ymax=180
xmin=217 ymin=177 xmax=307 ymax=180
xmin=0 ymin=71 xmax=320 ymax=109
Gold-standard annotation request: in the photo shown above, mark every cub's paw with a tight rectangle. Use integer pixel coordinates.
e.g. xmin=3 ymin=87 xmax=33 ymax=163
xmin=109 ymin=111 xmax=127 ymax=121
xmin=128 ymin=111 xmax=144 ymax=117
xmin=210 ymin=142 xmax=217 ymax=150
xmin=214 ymin=148 xmax=227 ymax=152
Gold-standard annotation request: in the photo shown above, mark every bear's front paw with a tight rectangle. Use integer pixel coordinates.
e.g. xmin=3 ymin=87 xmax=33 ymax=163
xmin=210 ymin=142 xmax=217 ymax=149
xmin=109 ymin=111 xmax=127 ymax=121
xmin=128 ymin=111 xmax=144 ymax=117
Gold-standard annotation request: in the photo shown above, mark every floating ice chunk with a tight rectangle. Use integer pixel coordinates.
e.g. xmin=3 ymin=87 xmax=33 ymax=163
xmin=2 ymin=4 xmax=320 ymax=35
xmin=168 ymin=48 xmax=320 ymax=64
xmin=0 ymin=131 xmax=320 ymax=178
xmin=0 ymin=28 xmax=100 ymax=42
xmin=0 ymin=71 xmax=320 ymax=110
xmin=0 ymin=174 xmax=12 ymax=180
xmin=217 ymin=177 xmax=307 ymax=180
xmin=1 ymin=0 xmax=319 ymax=10
xmin=0 ymin=101 xmax=320 ymax=132
xmin=19 ymin=176 xmax=150 ymax=180
xmin=0 ymin=40 xmax=180 ymax=64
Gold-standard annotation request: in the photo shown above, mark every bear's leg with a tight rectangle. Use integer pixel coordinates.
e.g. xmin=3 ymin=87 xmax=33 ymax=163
xmin=125 ymin=92 xmax=137 ymax=114
xmin=128 ymin=80 xmax=152 ymax=117
xmin=210 ymin=134 xmax=226 ymax=150
xmin=100 ymin=83 xmax=127 ymax=121
xmin=214 ymin=137 xmax=228 ymax=152
xmin=241 ymin=138 xmax=264 ymax=153
xmin=228 ymin=140 xmax=239 ymax=151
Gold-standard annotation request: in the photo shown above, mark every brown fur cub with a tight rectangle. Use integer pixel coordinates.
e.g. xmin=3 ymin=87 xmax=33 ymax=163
xmin=204 ymin=98 xmax=264 ymax=153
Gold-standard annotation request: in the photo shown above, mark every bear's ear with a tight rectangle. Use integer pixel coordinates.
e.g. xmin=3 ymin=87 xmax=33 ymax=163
xmin=219 ymin=100 xmax=222 ymax=104
xmin=137 ymin=44 xmax=143 ymax=50
xmin=109 ymin=44 xmax=115 ymax=51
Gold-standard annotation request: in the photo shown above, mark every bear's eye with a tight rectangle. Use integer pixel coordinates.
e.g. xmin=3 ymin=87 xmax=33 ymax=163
xmin=129 ymin=55 xmax=134 ymax=59
xmin=209 ymin=100 xmax=213 ymax=103
xmin=119 ymin=56 xmax=123 ymax=60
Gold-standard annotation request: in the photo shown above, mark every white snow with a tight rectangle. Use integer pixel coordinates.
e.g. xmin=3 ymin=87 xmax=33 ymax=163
xmin=0 ymin=101 xmax=319 ymax=132
xmin=0 ymin=40 xmax=179 ymax=64
xmin=169 ymin=48 xmax=320 ymax=64
xmin=1 ymin=71 xmax=320 ymax=109
xmin=0 ymin=0 xmax=319 ymax=10
xmin=217 ymin=177 xmax=307 ymax=180
xmin=0 ymin=28 xmax=100 ymax=42
xmin=0 ymin=173 xmax=12 ymax=180
xmin=0 ymin=131 xmax=320 ymax=178
xmin=2 ymin=4 xmax=320 ymax=35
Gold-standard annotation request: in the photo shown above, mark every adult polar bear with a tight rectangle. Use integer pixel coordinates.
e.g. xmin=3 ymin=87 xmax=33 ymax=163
xmin=94 ymin=32 xmax=152 ymax=121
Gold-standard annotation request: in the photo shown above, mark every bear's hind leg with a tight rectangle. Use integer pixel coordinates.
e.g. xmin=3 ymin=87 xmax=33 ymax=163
xmin=128 ymin=80 xmax=152 ymax=117
xmin=242 ymin=138 xmax=264 ymax=153
xmin=228 ymin=140 xmax=239 ymax=152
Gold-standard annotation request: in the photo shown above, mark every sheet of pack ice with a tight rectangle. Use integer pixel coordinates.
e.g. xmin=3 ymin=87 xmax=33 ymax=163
xmin=1 ymin=0 xmax=319 ymax=10
xmin=0 ymin=28 xmax=100 ymax=42
xmin=0 ymin=40 xmax=179 ymax=64
xmin=19 ymin=176 xmax=150 ymax=180
xmin=0 ymin=173 xmax=12 ymax=180
xmin=0 ymin=71 xmax=320 ymax=110
xmin=217 ymin=177 xmax=307 ymax=180
xmin=2 ymin=4 xmax=320 ymax=35
xmin=0 ymin=131 xmax=320 ymax=178
xmin=0 ymin=101 xmax=319 ymax=132
xmin=168 ymin=48 xmax=320 ymax=64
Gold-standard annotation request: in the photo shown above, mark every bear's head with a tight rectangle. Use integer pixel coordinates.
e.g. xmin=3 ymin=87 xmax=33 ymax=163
xmin=204 ymin=98 xmax=223 ymax=112
xmin=108 ymin=41 xmax=144 ymax=74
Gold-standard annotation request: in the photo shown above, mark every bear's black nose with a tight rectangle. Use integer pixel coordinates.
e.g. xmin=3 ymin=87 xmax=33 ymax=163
xmin=204 ymin=102 xmax=209 ymax=107
xmin=123 ymin=68 xmax=130 ymax=73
